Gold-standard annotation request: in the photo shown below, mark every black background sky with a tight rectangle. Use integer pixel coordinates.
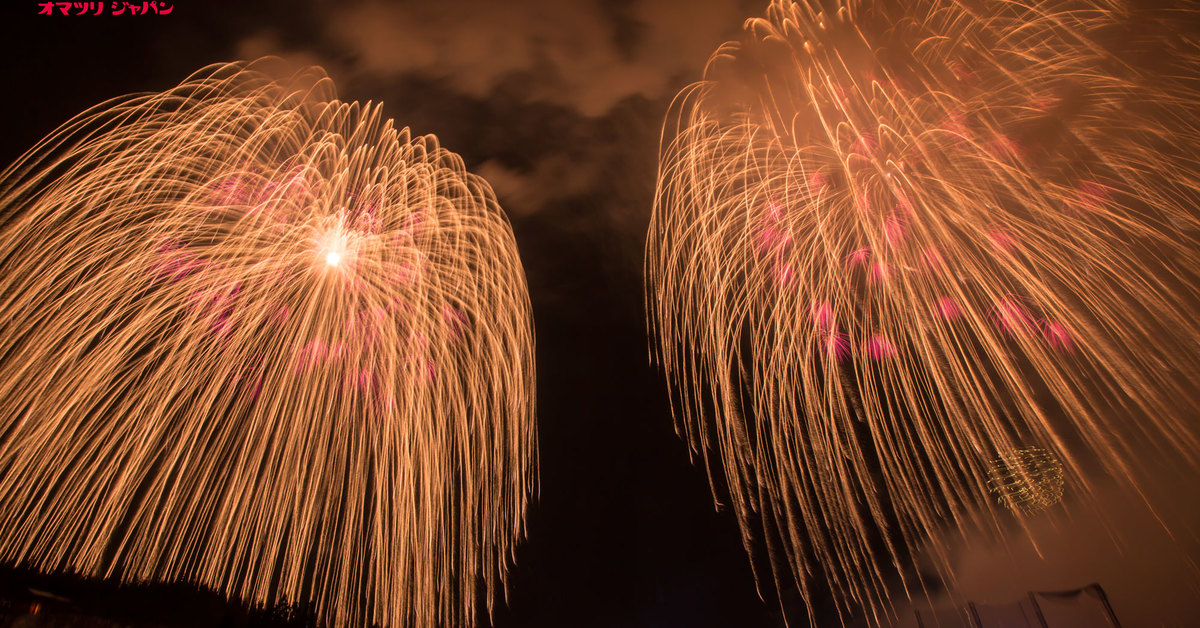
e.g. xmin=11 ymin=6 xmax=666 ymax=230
xmin=2 ymin=2 xmax=1199 ymax=627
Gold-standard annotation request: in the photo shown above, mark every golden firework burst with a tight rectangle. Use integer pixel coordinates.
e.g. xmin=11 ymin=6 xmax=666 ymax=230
xmin=647 ymin=1 xmax=1200 ymax=623
xmin=0 ymin=59 xmax=536 ymax=628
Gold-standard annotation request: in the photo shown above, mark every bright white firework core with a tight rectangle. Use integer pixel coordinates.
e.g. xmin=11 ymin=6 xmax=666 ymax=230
xmin=325 ymin=250 xmax=342 ymax=267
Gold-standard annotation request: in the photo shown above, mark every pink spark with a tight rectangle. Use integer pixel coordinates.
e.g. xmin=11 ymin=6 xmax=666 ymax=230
xmin=175 ymin=259 xmax=205 ymax=280
xmin=884 ymin=215 xmax=905 ymax=245
xmin=168 ymin=256 xmax=203 ymax=282
xmin=210 ymin=175 xmax=255 ymax=205
xmin=1042 ymin=320 xmax=1074 ymax=352
xmin=987 ymin=229 xmax=1017 ymax=253
xmin=807 ymin=171 xmax=827 ymax=193
xmin=922 ymin=246 xmax=945 ymax=270
xmin=156 ymin=237 xmax=183 ymax=253
xmin=810 ymin=301 xmax=835 ymax=332
xmin=1075 ymin=180 xmax=1113 ymax=213
xmin=348 ymin=306 xmax=376 ymax=328
xmin=991 ymin=134 xmax=1024 ymax=162
xmin=350 ymin=310 xmax=386 ymax=348
xmin=991 ymin=297 xmax=1035 ymax=337
xmin=757 ymin=226 xmax=788 ymax=254
xmin=823 ymin=331 xmax=851 ymax=361
xmin=764 ymin=199 xmax=784 ymax=220
xmin=211 ymin=313 xmax=233 ymax=338
xmin=354 ymin=368 xmax=378 ymax=394
xmin=869 ymin=261 xmax=890 ymax=284
xmin=402 ymin=210 xmax=426 ymax=238
xmin=238 ymin=370 xmax=263 ymax=401
xmin=295 ymin=340 xmax=327 ymax=372
xmin=442 ymin=305 xmax=469 ymax=337
xmin=150 ymin=239 xmax=205 ymax=283
xmin=942 ymin=113 xmax=971 ymax=139
xmin=188 ymin=280 xmax=240 ymax=339
xmin=424 ymin=359 xmax=437 ymax=383
xmin=935 ymin=296 xmax=963 ymax=320
xmin=774 ymin=262 xmax=794 ymax=287
xmin=865 ymin=334 xmax=897 ymax=359
xmin=844 ymin=247 xmax=871 ymax=269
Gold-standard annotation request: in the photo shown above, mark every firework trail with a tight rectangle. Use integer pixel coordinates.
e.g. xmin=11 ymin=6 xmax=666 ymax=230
xmin=647 ymin=0 xmax=1200 ymax=623
xmin=0 ymin=60 xmax=536 ymax=628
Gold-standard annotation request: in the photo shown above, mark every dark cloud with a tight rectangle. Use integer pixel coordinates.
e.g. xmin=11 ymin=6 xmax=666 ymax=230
xmin=235 ymin=0 xmax=762 ymax=220
xmin=319 ymin=0 xmax=751 ymax=116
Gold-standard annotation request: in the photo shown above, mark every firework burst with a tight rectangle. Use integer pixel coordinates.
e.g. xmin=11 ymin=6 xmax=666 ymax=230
xmin=647 ymin=0 xmax=1200 ymax=623
xmin=987 ymin=447 xmax=1065 ymax=514
xmin=0 ymin=60 xmax=536 ymax=628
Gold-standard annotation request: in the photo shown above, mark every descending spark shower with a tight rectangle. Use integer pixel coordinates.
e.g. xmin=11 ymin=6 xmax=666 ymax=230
xmin=647 ymin=0 xmax=1200 ymax=623
xmin=0 ymin=61 xmax=536 ymax=628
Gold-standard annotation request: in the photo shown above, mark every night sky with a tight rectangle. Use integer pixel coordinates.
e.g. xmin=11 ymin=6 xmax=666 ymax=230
xmin=1 ymin=1 xmax=1199 ymax=627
